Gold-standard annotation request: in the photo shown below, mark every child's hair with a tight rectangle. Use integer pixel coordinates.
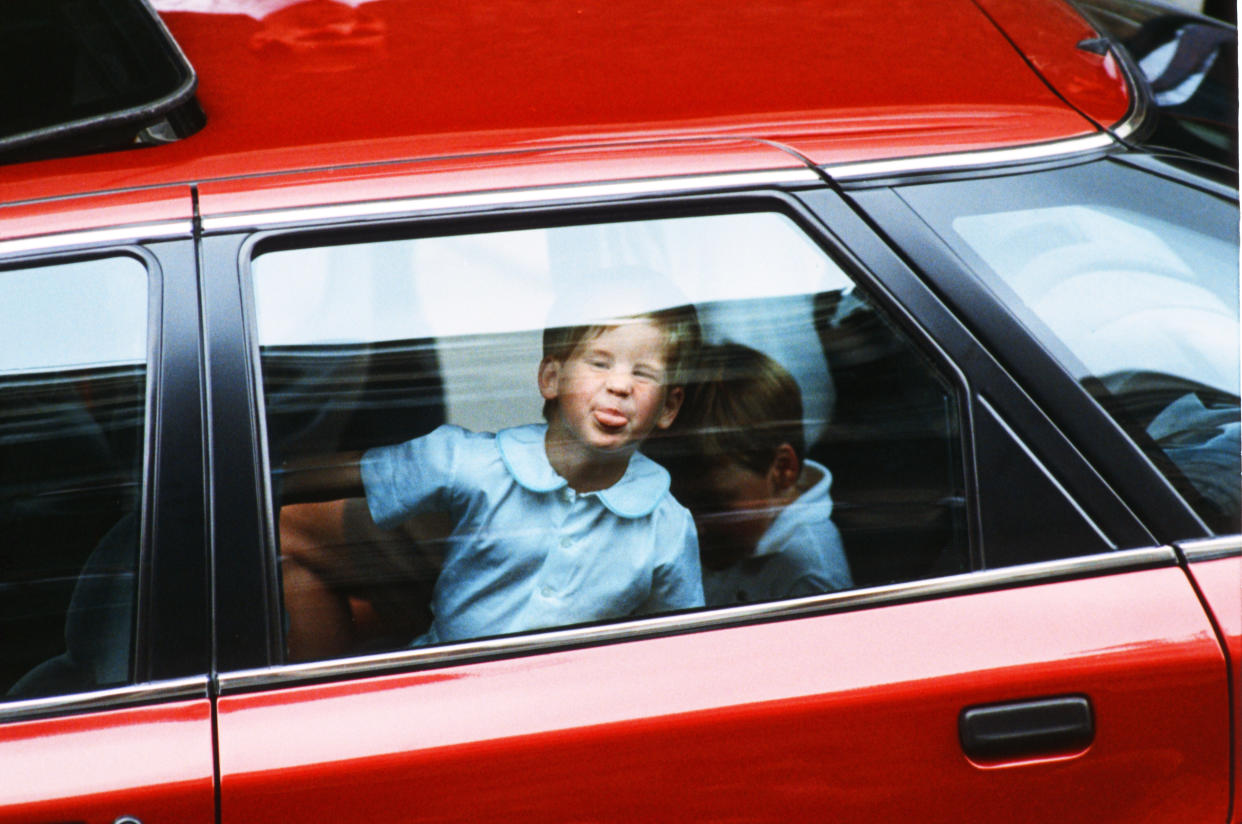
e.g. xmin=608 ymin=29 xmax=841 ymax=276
xmin=541 ymin=303 xmax=702 ymax=420
xmin=673 ymin=341 xmax=804 ymax=475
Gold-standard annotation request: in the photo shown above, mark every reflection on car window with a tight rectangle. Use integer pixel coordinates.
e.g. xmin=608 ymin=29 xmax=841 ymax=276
xmin=1075 ymin=1 xmax=1238 ymax=169
xmin=1 ymin=257 xmax=147 ymax=700
xmin=899 ymin=160 xmax=1240 ymax=534
xmin=253 ymin=212 xmax=967 ymax=663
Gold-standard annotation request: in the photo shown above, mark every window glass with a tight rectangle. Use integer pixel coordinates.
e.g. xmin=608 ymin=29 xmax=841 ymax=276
xmin=898 ymin=160 xmax=1240 ymax=534
xmin=253 ymin=212 xmax=966 ymax=662
xmin=1 ymin=256 xmax=148 ymax=700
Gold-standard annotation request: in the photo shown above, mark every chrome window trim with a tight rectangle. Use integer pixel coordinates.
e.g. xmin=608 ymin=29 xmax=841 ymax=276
xmin=825 ymin=132 xmax=1117 ymax=180
xmin=0 ymin=220 xmax=193 ymax=257
xmin=1106 ymin=56 xmax=1149 ymax=143
xmin=193 ymin=133 xmax=1132 ymax=235
xmin=200 ymin=168 xmax=823 ymax=233
xmin=1076 ymin=8 xmax=1153 ymax=145
xmin=1180 ymin=535 xmax=1242 ymax=562
xmin=0 ymin=676 xmax=208 ymax=723
xmin=1110 ymin=106 xmax=1146 ymax=141
xmin=219 ymin=545 xmax=1175 ymax=693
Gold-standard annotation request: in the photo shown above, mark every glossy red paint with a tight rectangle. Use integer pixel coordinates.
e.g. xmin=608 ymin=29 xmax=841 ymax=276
xmin=0 ymin=699 xmax=215 ymax=824
xmin=195 ymin=139 xmax=804 ymax=220
xmin=0 ymin=0 xmax=1127 ymax=206
xmin=217 ymin=566 xmax=1228 ymax=823
xmin=0 ymin=187 xmax=193 ymax=243
xmin=1188 ymin=556 xmax=1242 ymax=822
xmin=973 ymin=0 xmax=1132 ymax=128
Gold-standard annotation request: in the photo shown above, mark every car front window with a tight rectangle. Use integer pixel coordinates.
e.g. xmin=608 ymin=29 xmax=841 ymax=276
xmin=898 ymin=159 xmax=1240 ymax=534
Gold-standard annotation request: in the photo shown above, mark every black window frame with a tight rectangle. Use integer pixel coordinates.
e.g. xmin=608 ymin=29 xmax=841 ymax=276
xmin=0 ymin=235 xmax=207 ymax=716
xmin=0 ymin=0 xmax=202 ymax=163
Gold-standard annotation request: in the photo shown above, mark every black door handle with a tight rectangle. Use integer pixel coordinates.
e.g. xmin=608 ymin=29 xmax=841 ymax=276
xmin=959 ymin=695 xmax=1094 ymax=760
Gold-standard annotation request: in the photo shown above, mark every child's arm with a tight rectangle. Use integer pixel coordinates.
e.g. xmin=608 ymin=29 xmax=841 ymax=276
xmin=279 ymin=451 xmax=364 ymax=502
xmin=362 ymin=425 xmax=466 ymax=529
xmin=643 ymin=508 xmax=706 ymax=612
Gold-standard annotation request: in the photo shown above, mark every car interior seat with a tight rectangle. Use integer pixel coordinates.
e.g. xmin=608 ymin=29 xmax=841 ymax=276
xmin=6 ymin=513 xmax=137 ymax=700
xmin=808 ymin=289 xmax=964 ymax=586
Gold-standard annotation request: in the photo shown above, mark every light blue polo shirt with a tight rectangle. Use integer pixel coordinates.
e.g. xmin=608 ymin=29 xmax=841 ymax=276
xmin=361 ymin=423 xmax=704 ymax=645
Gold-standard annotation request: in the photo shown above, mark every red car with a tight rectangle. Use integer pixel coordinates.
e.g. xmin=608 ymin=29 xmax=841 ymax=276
xmin=1 ymin=0 xmax=1237 ymax=822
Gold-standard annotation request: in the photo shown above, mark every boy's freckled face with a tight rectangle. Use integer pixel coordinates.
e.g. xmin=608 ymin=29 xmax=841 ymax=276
xmin=541 ymin=320 xmax=682 ymax=455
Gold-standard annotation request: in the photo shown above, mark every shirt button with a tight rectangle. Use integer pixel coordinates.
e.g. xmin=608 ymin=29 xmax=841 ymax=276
xmin=560 ymin=536 xmax=573 ymax=548
xmin=540 ymin=585 xmax=554 ymax=598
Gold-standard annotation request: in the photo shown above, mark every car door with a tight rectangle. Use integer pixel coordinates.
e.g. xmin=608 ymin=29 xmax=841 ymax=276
xmin=204 ymin=169 xmax=1231 ymax=823
xmin=1182 ymin=537 xmax=1242 ymax=818
xmin=844 ymin=152 xmax=1241 ymax=821
xmin=0 ymin=192 xmax=214 ymax=823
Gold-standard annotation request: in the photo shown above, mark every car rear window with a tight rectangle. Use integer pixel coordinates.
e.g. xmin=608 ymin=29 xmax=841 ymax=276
xmin=898 ymin=159 xmax=1240 ymax=535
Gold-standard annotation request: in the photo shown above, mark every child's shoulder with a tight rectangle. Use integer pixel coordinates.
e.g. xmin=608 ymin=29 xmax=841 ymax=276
xmin=429 ymin=422 xmax=499 ymax=441
xmin=408 ymin=423 xmax=495 ymax=455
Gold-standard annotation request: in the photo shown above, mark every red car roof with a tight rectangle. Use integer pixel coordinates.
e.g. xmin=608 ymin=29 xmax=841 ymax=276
xmin=1 ymin=0 xmax=1129 ymax=207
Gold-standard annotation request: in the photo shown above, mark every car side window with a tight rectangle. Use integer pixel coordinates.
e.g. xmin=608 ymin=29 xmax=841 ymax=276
xmin=1 ymin=255 xmax=149 ymax=700
xmin=251 ymin=211 xmax=968 ymax=662
xmin=898 ymin=161 xmax=1240 ymax=535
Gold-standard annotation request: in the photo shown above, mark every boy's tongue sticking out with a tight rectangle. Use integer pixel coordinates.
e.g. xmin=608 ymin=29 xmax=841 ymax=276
xmin=594 ymin=408 xmax=628 ymax=427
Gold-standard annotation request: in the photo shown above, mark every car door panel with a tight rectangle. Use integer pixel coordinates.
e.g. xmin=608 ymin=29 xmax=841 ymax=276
xmin=0 ymin=696 xmax=215 ymax=824
xmin=216 ymin=561 xmax=1228 ymax=823
xmin=1187 ymin=553 xmax=1241 ymax=677
xmin=1184 ymin=549 xmax=1241 ymax=821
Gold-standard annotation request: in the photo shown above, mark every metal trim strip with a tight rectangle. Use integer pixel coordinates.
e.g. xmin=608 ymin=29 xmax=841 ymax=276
xmin=1180 ymin=535 xmax=1242 ymax=562
xmin=825 ymin=133 xmax=1116 ymax=180
xmin=219 ymin=545 xmax=1175 ymax=693
xmin=1084 ymin=10 xmax=1153 ymax=144
xmin=37 ymin=138 xmax=1123 ymax=244
xmin=0 ymin=220 xmax=193 ymax=257
xmin=1108 ymin=67 xmax=1149 ymax=143
xmin=205 ymin=169 xmax=821 ymax=232
xmin=0 ymin=676 xmax=208 ymax=723
xmin=200 ymin=169 xmax=822 ymax=232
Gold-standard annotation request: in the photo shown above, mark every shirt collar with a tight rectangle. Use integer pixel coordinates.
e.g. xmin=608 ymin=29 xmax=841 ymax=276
xmin=496 ymin=424 xmax=671 ymax=518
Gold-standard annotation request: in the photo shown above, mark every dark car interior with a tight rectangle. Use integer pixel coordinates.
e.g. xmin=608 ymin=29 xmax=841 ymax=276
xmin=1 ymin=364 xmax=143 ymax=698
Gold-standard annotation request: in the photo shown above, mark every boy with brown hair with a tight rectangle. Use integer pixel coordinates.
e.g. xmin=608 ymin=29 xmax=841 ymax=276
xmin=664 ymin=340 xmax=851 ymax=606
xmin=282 ymin=301 xmax=704 ymax=652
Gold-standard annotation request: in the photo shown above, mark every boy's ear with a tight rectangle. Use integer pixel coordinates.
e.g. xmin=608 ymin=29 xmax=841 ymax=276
xmin=537 ymin=357 xmax=561 ymax=401
xmin=767 ymin=443 xmax=801 ymax=493
xmin=655 ymin=385 xmax=684 ymax=430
